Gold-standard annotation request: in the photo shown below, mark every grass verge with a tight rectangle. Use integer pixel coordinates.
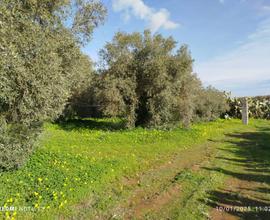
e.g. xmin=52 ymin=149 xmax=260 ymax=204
xmin=0 ymin=118 xmax=269 ymax=219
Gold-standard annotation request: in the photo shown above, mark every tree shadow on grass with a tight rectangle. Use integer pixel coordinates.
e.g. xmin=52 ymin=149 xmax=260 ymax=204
xmin=203 ymin=127 xmax=270 ymax=219
xmin=205 ymin=190 xmax=270 ymax=220
xmin=203 ymin=167 xmax=270 ymax=184
xmin=239 ymin=187 xmax=270 ymax=195
xmin=56 ymin=118 xmax=126 ymax=131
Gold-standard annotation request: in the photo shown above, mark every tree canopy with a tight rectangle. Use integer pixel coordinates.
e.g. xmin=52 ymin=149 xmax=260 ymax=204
xmin=96 ymin=31 xmax=228 ymax=128
xmin=0 ymin=0 xmax=106 ymax=170
xmin=0 ymin=1 xmax=229 ymax=171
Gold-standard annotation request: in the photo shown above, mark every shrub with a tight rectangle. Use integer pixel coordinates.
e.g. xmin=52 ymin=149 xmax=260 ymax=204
xmin=194 ymin=87 xmax=229 ymax=122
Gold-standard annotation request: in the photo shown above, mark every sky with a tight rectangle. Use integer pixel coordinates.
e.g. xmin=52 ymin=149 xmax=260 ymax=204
xmin=82 ymin=0 xmax=270 ymax=97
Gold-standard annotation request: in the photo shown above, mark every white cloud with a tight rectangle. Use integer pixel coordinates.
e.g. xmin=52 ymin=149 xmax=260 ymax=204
xmin=195 ymin=18 xmax=270 ymax=96
xmin=112 ymin=0 xmax=179 ymax=32
xmin=262 ymin=5 xmax=270 ymax=11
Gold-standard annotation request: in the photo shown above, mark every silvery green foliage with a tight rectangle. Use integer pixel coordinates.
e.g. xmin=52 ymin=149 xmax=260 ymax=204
xmin=170 ymin=45 xmax=202 ymax=128
xmin=97 ymin=31 xmax=175 ymax=128
xmin=194 ymin=87 xmax=229 ymax=122
xmin=96 ymin=31 xmax=228 ymax=128
xmin=0 ymin=0 xmax=106 ymax=170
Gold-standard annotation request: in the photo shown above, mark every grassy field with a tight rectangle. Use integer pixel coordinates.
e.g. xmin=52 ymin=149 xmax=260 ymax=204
xmin=0 ymin=118 xmax=269 ymax=219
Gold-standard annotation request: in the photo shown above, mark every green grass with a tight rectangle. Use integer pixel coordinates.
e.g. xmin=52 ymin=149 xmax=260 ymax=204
xmin=0 ymin=118 xmax=269 ymax=219
xmin=146 ymin=119 xmax=270 ymax=220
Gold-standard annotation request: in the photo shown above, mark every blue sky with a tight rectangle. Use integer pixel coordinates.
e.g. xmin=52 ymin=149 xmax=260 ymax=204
xmin=82 ymin=0 xmax=270 ymax=97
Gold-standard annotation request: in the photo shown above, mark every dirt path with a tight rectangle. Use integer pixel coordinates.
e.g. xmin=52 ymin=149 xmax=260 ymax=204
xmin=71 ymin=125 xmax=270 ymax=220
xmin=209 ymin=177 xmax=270 ymax=220
xmin=117 ymin=128 xmax=270 ymax=220
xmin=208 ymin=131 xmax=270 ymax=220
xmin=112 ymin=142 xmax=217 ymax=219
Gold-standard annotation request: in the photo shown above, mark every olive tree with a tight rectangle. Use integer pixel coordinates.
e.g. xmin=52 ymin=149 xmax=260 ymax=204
xmin=96 ymin=32 xmax=189 ymax=128
xmin=96 ymin=31 xmax=228 ymax=129
xmin=0 ymin=0 xmax=106 ymax=170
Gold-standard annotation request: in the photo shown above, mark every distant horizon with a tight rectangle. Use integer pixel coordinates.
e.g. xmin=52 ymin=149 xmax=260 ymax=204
xmin=202 ymin=78 xmax=270 ymax=97
xmin=82 ymin=0 xmax=270 ymax=97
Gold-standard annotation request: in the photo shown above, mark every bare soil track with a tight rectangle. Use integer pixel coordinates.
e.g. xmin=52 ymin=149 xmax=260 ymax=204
xmin=73 ymin=124 xmax=270 ymax=220
xmin=102 ymin=142 xmax=217 ymax=219
xmin=208 ymin=131 xmax=270 ymax=220
xmin=117 ymin=128 xmax=270 ymax=220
